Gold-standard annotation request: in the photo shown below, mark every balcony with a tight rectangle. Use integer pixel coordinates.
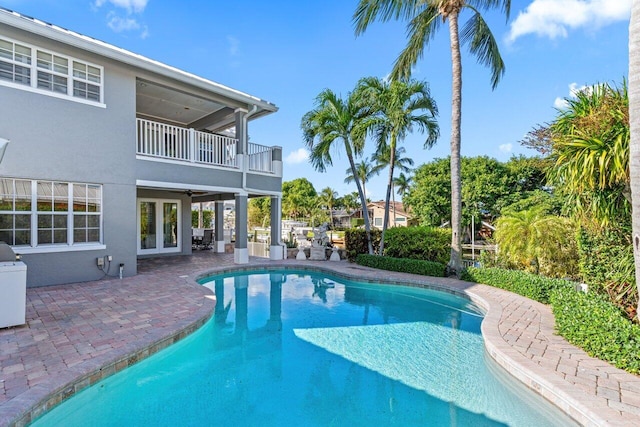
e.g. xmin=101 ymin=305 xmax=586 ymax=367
xmin=136 ymin=118 xmax=277 ymax=174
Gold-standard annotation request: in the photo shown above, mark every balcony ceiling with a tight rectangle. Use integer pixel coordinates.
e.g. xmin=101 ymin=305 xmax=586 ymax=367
xmin=136 ymin=79 xmax=234 ymax=131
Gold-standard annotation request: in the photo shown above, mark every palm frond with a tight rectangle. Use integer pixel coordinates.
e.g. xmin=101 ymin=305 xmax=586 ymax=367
xmin=391 ymin=6 xmax=441 ymax=81
xmin=460 ymin=8 xmax=505 ymax=89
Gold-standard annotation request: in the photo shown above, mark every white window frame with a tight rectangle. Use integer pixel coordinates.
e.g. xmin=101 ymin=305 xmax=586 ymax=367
xmin=137 ymin=198 xmax=182 ymax=255
xmin=0 ymin=178 xmax=105 ymax=254
xmin=0 ymin=35 xmax=105 ymax=107
xmin=374 ymin=217 xmax=383 ymax=227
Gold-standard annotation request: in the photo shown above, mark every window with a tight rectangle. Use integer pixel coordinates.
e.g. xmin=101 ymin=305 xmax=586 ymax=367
xmin=395 ymin=216 xmax=406 ymax=222
xmin=0 ymin=39 xmax=31 ymax=86
xmin=0 ymin=36 xmax=103 ymax=104
xmin=0 ymin=178 xmax=102 ymax=248
xmin=374 ymin=217 xmax=383 ymax=227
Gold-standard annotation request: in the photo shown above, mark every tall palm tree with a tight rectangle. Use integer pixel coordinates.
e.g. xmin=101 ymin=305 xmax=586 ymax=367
xmin=354 ymin=0 xmax=510 ymax=274
xmin=344 ymin=158 xmax=381 ymax=201
xmin=355 ymin=76 xmax=439 ymax=255
xmin=319 ymin=187 xmax=338 ymax=226
xmin=373 ymin=145 xmax=414 ymax=225
xmin=629 ymin=1 xmax=640 ymax=319
xmin=302 ymin=89 xmax=375 ymax=254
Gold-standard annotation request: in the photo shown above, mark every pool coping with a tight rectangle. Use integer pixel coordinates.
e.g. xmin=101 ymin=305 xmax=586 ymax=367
xmin=5 ymin=259 xmax=640 ymax=426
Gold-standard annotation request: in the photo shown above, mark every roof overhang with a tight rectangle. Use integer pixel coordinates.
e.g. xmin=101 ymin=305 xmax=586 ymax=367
xmin=0 ymin=8 xmax=278 ymax=118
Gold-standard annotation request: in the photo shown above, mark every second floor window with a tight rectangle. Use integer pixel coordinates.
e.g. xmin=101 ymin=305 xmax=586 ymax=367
xmin=0 ymin=36 xmax=103 ymax=104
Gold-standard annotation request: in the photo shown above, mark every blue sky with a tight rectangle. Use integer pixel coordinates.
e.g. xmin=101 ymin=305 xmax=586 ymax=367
xmin=1 ymin=0 xmax=631 ymax=200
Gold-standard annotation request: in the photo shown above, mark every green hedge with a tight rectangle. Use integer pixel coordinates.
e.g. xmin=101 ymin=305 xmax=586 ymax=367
xmin=355 ymin=254 xmax=446 ymax=277
xmin=551 ymin=285 xmax=640 ymax=374
xmin=345 ymin=228 xmax=381 ymax=261
xmin=461 ymin=267 xmax=571 ymax=304
xmin=383 ymin=226 xmax=451 ymax=264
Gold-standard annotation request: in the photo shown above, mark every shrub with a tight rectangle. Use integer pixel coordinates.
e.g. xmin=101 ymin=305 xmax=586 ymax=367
xmin=551 ymin=285 xmax=640 ymax=374
xmin=345 ymin=228 xmax=381 ymax=261
xmin=383 ymin=226 xmax=450 ymax=264
xmin=577 ymin=226 xmax=637 ymax=318
xmin=355 ymin=254 xmax=446 ymax=277
xmin=461 ymin=267 xmax=571 ymax=304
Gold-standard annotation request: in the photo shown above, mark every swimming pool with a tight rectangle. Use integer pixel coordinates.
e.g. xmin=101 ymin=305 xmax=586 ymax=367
xmin=31 ymin=269 xmax=577 ymax=426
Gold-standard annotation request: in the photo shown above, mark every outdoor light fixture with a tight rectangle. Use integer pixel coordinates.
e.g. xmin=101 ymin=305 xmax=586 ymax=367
xmin=0 ymin=138 xmax=9 ymax=164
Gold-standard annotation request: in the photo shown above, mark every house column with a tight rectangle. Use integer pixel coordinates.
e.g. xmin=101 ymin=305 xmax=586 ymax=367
xmin=234 ymin=193 xmax=249 ymax=264
xmin=270 ymin=195 xmax=284 ymax=260
xmin=235 ymin=108 xmax=247 ymax=171
xmin=214 ymin=201 xmax=225 ymax=253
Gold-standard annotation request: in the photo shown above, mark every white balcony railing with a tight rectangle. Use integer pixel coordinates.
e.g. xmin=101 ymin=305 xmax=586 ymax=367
xmin=248 ymin=142 xmax=274 ymax=173
xmin=136 ymin=118 xmax=276 ymax=174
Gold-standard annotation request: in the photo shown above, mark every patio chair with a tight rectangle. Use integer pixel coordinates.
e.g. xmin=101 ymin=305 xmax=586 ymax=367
xmin=199 ymin=229 xmax=213 ymax=250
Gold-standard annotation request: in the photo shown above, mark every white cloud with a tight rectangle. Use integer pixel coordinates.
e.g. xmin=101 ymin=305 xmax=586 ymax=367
xmin=507 ymin=0 xmax=631 ymax=43
xmin=227 ymin=35 xmax=240 ymax=56
xmin=553 ymin=97 xmax=568 ymax=109
xmin=554 ymin=82 xmax=590 ymax=109
xmin=499 ymin=143 xmax=512 ymax=153
xmin=107 ymin=13 xmax=140 ymax=32
xmin=95 ymin=0 xmax=149 ymax=14
xmin=285 ymin=148 xmax=309 ymax=164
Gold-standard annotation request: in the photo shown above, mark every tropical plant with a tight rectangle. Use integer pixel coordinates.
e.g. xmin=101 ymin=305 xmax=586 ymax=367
xmin=344 ymin=159 xmax=380 ymax=201
xmin=354 ymin=0 xmax=510 ymax=275
xmin=373 ymin=145 xmax=414 ymax=224
xmin=548 ymin=81 xmax=630 ymax=226
xmin=631 ymin=1 xmax=640 ymax=320
xmin=494 ymin=208 xmax=579 ymax=278
xmin=302 ymin=88 xmax=375 ymax=254
xmin=354 ymin=76 xmax=439 ymax=255
xmin=394 ymin=171 xmax=413 ymax=199
xmin=318 ymin=187 xmax=338 ymax=226
xmin=341 ymin=192 xmax=361 ymax=214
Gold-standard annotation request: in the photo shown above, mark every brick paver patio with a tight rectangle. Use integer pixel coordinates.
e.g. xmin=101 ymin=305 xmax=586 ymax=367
xmin=1 ymin=252 xmax=639 ymax=426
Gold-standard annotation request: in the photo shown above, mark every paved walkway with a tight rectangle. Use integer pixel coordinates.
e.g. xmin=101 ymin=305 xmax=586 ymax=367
xmin=0 ymin=252 xmax=639 ymax=426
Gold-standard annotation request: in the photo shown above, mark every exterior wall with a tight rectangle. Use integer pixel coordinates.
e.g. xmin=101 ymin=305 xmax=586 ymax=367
xmin=136 ymin=160 xmax=243 ymax=190
xmin=370 ymin=205 xmax=411 ymax=230
xmin=0 ymin=25 xmax=139 ymax=287
xmin=245 ymin=173 xmax=282 ymax=194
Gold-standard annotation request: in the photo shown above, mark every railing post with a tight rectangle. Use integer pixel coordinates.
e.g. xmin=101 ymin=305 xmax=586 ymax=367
xmin=189 ymin=128 xmax=196 ymax=163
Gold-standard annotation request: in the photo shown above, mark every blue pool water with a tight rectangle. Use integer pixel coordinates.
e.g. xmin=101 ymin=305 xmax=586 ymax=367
xmin=32 ymin=269 xmax=576 ymax=426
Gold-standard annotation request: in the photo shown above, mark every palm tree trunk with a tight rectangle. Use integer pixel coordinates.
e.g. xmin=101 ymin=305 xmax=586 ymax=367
xmin=347 ymin=152 xmax=374 ymax=254
xmin=448 ymin=12 xmax=463 ymax=277
xmin=629 ymin=1 xmax=640 ymax=319
xmin=379 ymin=137 xmax=397 ymax=255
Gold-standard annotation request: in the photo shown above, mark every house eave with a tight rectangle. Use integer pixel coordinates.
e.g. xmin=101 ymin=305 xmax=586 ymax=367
xmin=0 ymin=7 xmax=278 ymax=116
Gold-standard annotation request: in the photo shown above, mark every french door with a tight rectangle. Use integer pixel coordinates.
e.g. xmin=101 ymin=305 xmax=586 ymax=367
xmin=137 ymin=198 xmax=181 ymax=254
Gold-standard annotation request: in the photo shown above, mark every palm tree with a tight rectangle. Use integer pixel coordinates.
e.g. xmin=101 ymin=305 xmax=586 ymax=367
xmin=344 ymin=158 xmax=381 ymax=201
xmin=373 ymin=145 xmax=414 ymax=225
xmin=302 ymin=89 xmax=375 ymax=254
xmin=355 ymin=76 xmax=438 ymax=255
xmin=319 ymin=187 xmax=338 ymax=226
xmin=494 ymin=208 xmax=578 ymax=278
xmin=354 ymin=0 xmax=510 ymax=274
xmin=394 ymin=171 xmax=413 ymax=199
xmin=630 ymin=1 xmax=640 ymax=319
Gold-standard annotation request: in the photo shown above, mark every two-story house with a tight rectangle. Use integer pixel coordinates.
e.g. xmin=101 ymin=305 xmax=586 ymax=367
xmin=0 ymin=8 xmax=283 ymax=287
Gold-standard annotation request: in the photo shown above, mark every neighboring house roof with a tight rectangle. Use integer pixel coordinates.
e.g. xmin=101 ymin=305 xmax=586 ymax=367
xmin=367 ymin=201 xmax=413 ymax=218
xmin=0 ymin=7 xmax=278 ymax=118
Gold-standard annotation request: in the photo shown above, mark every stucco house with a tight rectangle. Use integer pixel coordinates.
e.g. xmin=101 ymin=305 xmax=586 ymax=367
xmin=0 ymin=8 xmax=283 ymax=287
xmin=367 ymin=201 xmax=416 ymax=230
